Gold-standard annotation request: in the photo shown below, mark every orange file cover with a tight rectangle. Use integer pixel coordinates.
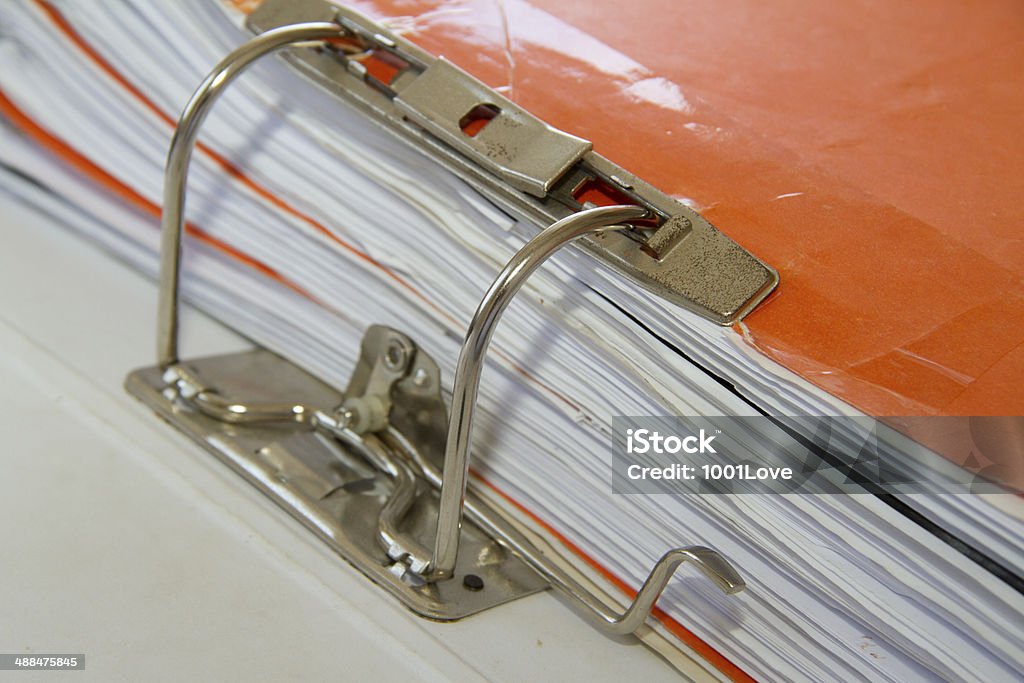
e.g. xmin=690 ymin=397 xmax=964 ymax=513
xmin=249 ymin=0 xmax=1021 ymax=419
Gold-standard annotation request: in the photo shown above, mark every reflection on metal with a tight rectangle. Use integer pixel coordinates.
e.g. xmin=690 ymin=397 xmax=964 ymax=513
xmin=128 ymin=8 xmax=746 ymax=635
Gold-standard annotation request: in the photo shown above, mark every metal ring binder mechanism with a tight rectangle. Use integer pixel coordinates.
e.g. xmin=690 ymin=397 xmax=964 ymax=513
xmin=126 ymin=0 xmax=767 ymax=637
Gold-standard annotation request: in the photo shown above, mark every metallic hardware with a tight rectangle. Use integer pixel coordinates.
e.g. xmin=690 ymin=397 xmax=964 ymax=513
xmin=159 ymin=21 xmax=348 ymax=368
xmin=393 ymin=58 xmax=592 ymax=197
xmin=128 ymin=346 xmax=548 ymax=620
xmin=247 ymin=0 xmax=779 ymax=325
xmin=433 ymin=204 xmax=648 ymax=578
xmin=127 ymin=12 xmax=746 ymax=636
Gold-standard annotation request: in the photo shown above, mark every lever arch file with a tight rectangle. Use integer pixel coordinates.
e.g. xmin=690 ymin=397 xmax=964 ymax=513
xmin=133 ymin=10 xmax=750 ymax=631
xmin=1 ymin=0 xmax=1022 ymax=681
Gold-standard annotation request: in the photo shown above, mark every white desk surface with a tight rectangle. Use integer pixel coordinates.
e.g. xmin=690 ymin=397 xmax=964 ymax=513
xmin=0 ymin=194 xmax=684 ymax=682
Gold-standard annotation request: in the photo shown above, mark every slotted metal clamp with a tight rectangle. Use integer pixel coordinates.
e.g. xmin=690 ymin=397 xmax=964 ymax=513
xmin=247 ymin=0 xmax=778 ymax=325
xmin=126 ymin=16 xmax=746 ymax=635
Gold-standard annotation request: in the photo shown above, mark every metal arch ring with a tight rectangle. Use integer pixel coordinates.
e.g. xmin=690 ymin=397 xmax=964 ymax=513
xmin=428 ymin=204 xmax=649 ymax=578
xmin=417 ymin=203 xmax=745 ymax=634
xmin=157 ymin=21 xmax=346 ymax=369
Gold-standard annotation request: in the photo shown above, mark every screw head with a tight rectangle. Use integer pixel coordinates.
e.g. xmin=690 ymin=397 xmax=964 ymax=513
xmin=383 ymin=339 xmax=409 ymax=371
xmin=336 ymin=406 xmax=359 ymax=429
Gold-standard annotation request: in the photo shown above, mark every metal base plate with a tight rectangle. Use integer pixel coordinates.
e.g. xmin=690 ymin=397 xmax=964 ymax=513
xmin=126 ymin=349 xmax=546 ymax=621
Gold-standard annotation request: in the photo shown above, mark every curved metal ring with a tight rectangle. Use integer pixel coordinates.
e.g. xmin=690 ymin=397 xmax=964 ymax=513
xmin=157 ymin=21 xmax=346 ymax=369
xmin=429 ymin=204 xmax=648 ymax=578
xmin=407 ymin=204 xmax=745 ymax=633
